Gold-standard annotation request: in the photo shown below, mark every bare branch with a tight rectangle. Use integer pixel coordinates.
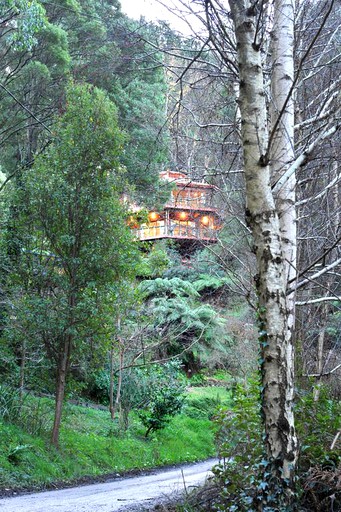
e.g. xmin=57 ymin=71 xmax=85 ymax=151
xmin=303 ymin=362 xmax=341 ymax=378
xmin=293 ymin=257 xmax=341 ymax=292
xmin=273 ymin=122 xmax=340 ymax=194
xmin=296 ymin=296 xmax=341 ymax=306
xmin=296 ymin=171 xmax=341 ymax=206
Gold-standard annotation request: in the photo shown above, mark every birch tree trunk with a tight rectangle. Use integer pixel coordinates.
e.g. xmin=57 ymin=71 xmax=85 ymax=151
xmin=269 ymin=0 xmax=298 ymax=482
xmin=313 ymin=305 xmax=327 ymax=402
xmin=270 ymin=0 xmax=296 ymax=310
xmin=229 ymin=1 xmax=298 ymax=506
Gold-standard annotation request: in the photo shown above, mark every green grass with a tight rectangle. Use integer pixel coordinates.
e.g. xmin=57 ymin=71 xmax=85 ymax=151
xmin=0 ymin=391 xmax=218 ymax=491
xmin=187 ymin=385 xmax=231 ymax=402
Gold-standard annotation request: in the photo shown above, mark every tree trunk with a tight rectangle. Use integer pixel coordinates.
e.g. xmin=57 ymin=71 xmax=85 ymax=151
xmin=51 ymin=287 xmax=75 ymax=447
xmin=269 ymin=0 xmax=298 ymax=484
xmin=229 ymin=1 xmax=298 ymax=507
xmin=109 ymin=316 xmax=123 ymax=421
xmin=109 ymin=342 xmax=116 ymax=420
xmin=19 ymin=338 xmax=26 ymax=404
xmin=110 ymin=341 xmax=124 ymax=421
xmin=270 ymin=0 xmax=297 ymax=335
xmin=313 ymin=314 xmax=326 ymax=402
xmin=51 ymin=337 xmax=71 ymax=447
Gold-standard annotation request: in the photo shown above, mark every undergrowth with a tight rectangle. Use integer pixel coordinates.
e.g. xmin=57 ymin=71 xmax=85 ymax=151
xmin=0 ymin=386 xmax=225 ymax=491
xmin=172 ymin=378 xmax=341 ymax=512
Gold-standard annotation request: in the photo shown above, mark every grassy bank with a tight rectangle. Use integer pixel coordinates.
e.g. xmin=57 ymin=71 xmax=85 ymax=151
xmin=0 ymin=386 xmax=230 ymax=492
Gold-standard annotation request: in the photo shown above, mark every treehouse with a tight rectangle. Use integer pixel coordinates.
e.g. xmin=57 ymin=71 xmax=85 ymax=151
xmin=129 ymin=170 xmax=221 ymax=251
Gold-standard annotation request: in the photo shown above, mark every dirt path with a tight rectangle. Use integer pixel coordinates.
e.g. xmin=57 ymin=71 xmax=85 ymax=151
xmin=0 ymin=459 xmax=217 ymax=512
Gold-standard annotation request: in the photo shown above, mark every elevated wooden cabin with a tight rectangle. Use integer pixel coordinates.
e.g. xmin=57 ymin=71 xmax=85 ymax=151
xmin=130 ymin=170 xmax=221 ymax=248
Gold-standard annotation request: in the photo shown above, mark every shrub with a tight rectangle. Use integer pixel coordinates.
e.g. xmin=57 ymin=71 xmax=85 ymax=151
xmin=87 ymin=360 xmax=186 ymax=433
xmin=296 ymin=385 xmax=341 ymax=511
xmin=295 ymin=385 xmax=341 ymax=469
xmin=137 ymin=360 xmax=186 ymax=437
xmin=212 ymin=376 xmax=263 ymax=511
xmin=138 ymin=385 xmax=185 ymax=437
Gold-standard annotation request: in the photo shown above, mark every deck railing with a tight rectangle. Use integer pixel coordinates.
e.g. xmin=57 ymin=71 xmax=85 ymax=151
xmin=134 ymin=220 xmax=217 ymax=241
xmin=167 ymin=196 xmax=212 ymax=209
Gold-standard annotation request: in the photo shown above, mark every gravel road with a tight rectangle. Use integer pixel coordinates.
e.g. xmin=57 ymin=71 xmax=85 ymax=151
xmin=0 ymin=459 xmax=217 ymax=512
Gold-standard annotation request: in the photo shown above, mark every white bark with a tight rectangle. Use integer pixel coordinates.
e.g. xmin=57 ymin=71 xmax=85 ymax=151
xmin=270 ymin=0 xmax=296 ymax=296
xmin=269 ymin=0 xmax=298 ymax=481
xmin=296 ymin=296 xmax=341 ymax=305
xmin=229 ymin=0 xmax=298 ymax=501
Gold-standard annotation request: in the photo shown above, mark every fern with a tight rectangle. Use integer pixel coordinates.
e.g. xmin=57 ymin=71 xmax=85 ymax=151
xmin=152 ymin=297 xmax=225 ymax=335
xmin=140 ymin=276 xmax=228 ymax=366
xmin=193 ymin=274 xmax=232 ymax=294
xmin=138 ymin=277 xmax=199 ymax=299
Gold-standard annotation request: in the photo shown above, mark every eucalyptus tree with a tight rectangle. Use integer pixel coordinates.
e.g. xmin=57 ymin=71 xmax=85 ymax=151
xmin=0 ymin=0 xmax=46 ymax=51
xmin=5 ymin=84 xmax=138 ymax=447
xmin=107 ymin=19 xmax=171 ymax=205
xmin=54 ymin=1 xmax=170 ymax=203
xmin=0 ymin=1 xmax=69 ymax=183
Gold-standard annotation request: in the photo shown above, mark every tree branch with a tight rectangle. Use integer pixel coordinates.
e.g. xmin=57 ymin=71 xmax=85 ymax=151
xmin=293 ymin=258 xmax=341 ymax=292
xmin=273 ymin=122 xmax=340 ymax=194
xmin=296 ymin=296 xmax=341 ymax=306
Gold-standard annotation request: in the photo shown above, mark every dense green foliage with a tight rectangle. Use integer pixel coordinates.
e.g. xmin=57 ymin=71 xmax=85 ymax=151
xmin=137 ymin=275 xmax=229 ymax=372
xmin=1 ymin=83 xmax=139 ymax=445
xmin=0 ymin=0 xmax=168 ymax=201
xmin=1 ymin=0 xmax=46 ymax=50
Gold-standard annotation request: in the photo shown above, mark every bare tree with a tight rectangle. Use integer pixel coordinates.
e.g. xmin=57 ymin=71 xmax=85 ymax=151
xmin=147 ymin=0 xmax=341 ymax=507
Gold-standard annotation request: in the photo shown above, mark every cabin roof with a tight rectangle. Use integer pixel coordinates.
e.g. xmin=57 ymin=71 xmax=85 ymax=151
xmin=159 ymin=170 xmax=216 ymax=189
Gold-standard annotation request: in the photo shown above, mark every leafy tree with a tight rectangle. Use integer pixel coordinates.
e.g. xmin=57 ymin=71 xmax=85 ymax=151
xmin=0 ymin=3 xmax=70 ymax=179
xmin=1 ymin=0 xmax=46 ymax=51
xmin=1 ymin=0 xmax=169 ymax=203
xmin=105 ymin=19 xmax=170 ymax=205
xmin=3 ymin=83 xmax=138 ymax=446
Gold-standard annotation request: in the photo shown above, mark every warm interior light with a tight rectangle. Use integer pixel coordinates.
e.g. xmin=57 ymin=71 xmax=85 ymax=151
xmin=148 ymin=211 xmax=159 ymax=222
xmin=201 ymin=215 xmax=210 ymax=226
xmin=127 ymin=215 xmax=139 ymax=229
xmin=179 ymin=211 xmax=188 ymax=221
